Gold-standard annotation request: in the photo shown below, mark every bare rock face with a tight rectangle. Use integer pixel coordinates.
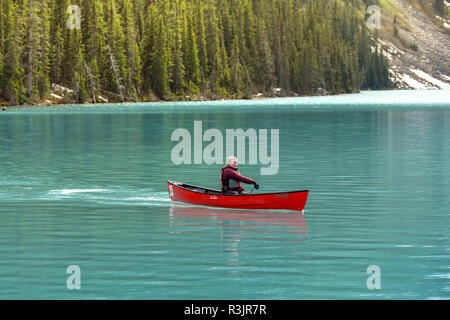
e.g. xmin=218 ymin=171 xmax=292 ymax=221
xmin=381 ymin=0 xmax=450 ymax=89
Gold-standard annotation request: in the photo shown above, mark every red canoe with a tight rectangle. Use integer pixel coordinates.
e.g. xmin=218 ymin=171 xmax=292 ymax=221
xmin=167 ymin=180 xmax=309 ymax=212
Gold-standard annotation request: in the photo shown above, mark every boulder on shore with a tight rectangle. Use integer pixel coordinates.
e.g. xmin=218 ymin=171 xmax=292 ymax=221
xmin=97 ymin=96 xmax=108 ymax=103
xmin=50 ymin=93 xmax=63 ymax=101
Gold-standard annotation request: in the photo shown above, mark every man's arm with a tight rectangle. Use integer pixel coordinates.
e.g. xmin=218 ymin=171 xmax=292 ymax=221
xmin=228 ymin=170 xmax=256 ymax=185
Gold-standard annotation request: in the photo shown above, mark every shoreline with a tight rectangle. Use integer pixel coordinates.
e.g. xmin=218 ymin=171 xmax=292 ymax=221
xmin=3 ymin=88 xmax=449 ymax=110
xmin=2 ymin=89 xmax=373 ymax=109
xmin=2 ymin=91 xmax=335 ymax=108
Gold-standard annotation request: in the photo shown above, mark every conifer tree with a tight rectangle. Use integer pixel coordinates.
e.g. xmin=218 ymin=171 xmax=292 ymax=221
xmin=150 ymin=15 xmax=169 ymax=99
xmin=170 ymin=1 xmax=186 ymax=95
xmin=22 ymin=0 xmax=42 ymax=99
xmin=35 ymin=0 xmax=51 ymax=99
xmin=133 ymin=0 xmax=146 ymax=45
xmin=184 ymin=14 xmax=201 ymax=94
xmin=64 ymin=7 xmax=87 ymax=103
xmin=242 ymin=0 xmax=257 ymax=77
xmin=230 ymin=35 xmax=243 ymax=94
xmin=104 ymin=0 xmax=126 ymax=96
xmin=141 ymin=4 xmax=158 ymax=96
xmin=206 ymin=6 xmax=224 ymax=94
xmin=120 ymin=0 xmax=141 ymax=98
xmin=48 ymin=0 xmax=69 ymax=87
xmin=218 ymin=31 xmax=231 ymax=94
xmin=82 ymin=0 xmax=107 ymax=95
xmin=254 ymin=18 xmax=274 ymax=92
xmin=193 ymin=0 xmax=208 ymax=88
xmin=1 ymin=0 xmax=25 ymax=104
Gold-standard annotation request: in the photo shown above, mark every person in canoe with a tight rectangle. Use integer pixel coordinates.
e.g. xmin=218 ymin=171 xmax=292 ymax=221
xmin=220 ymin=156 xmax=259 ymax=195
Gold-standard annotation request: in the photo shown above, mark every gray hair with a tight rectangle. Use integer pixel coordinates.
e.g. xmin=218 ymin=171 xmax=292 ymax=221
xmin=226 ymin=156 xmax=237 ymax=165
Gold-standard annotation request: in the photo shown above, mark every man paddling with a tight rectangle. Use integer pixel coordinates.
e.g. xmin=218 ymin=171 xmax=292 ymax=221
xmin=220 ymin=156 xmax=259 ymax=195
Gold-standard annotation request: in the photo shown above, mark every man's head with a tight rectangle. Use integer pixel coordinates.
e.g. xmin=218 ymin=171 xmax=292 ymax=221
xmin=227 ymin=156 xmax=238 ymax=169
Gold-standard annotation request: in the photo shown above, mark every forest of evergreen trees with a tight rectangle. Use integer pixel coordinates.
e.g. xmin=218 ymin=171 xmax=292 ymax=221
xmin=0 ymin=0 xmax=390 ymax=106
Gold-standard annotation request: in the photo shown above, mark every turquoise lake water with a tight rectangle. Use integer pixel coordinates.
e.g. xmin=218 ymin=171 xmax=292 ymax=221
xmin=0 ymin=90 xmax=449 ymax=299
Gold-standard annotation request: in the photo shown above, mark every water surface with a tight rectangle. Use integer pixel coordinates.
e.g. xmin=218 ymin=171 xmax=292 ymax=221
xmin=1 ymin=90 xmax=449 ymax=299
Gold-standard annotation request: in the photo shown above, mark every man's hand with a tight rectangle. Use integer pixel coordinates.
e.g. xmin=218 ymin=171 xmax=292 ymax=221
xmin=254 ymin=182 xmax=260 ymax=190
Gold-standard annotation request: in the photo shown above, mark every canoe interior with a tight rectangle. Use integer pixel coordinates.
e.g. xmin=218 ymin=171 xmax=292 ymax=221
xmin=168 ymin=181 xmax=308 ymax=196
xmin=171 ymin=181 xmax=223 ymax=195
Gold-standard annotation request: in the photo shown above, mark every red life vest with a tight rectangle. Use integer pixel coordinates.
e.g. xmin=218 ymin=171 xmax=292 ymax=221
xmin=220 ymin=165 xmax=247 ymax=193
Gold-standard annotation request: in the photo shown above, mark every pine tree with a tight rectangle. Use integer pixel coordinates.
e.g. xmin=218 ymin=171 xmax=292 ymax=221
xmin=272 ymin=0 xmax=282 ymax=89
xmin=133 ymin=0 xmax=146 ymax=45
xmin=48 ymin=0 xmax=69 ymax=87
xmin=35 ymin=0 xmax=51 ymax=99
xmin=120 ymin=0 xmax=141 ymax=98
xmin=141 ymin=4 xmax=158 ymax=96
xmin=242 ymin=0 xmax=257 ymax=79
xmin=22 ymin=0 xmax=42 ymax=100
xmin=170 ymin=1 xmax=186 ymax=96
xmin=150 ymin=15 xmax=169 ymax=99
xmin=184 ymin=14 xmax=201 ymax=94
xmin=230 ymin=35 xmax=243 ymax=93
xmin=104 ymin=0 xmax=126 ymax=96
xmin=221 ymin=5 xmax=233 ymax=58
xmin=193 ymin=0 xmax=208 ymax=88
xmin=81 ymin=0 xmax=107 ymax=97
xmin=218 ymin=31 xmax=231 ymax=94
xmin=64 ymin=6 xmax=87 ymax=103
xmin=254 ymin=18 xmax=274 ymax=92
xmin=1 ymin=0 xmax=25 ymax=104
xmin=206 ymin=6 xmax=224 ymax=94
xmin=107 ymin=43 xmax=124 ymax=102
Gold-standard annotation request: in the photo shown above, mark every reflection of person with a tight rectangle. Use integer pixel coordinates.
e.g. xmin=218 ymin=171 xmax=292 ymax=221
xmin=220 ymin=156 xmax=259 ymax=195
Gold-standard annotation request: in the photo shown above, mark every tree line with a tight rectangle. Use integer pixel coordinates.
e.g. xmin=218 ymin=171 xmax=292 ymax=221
xmin=0 ymin=0 xmax=390 ymax=106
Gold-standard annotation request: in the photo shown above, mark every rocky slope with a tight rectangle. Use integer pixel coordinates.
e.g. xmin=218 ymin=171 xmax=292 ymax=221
xmin=379 ymin=0 xmax=450 ymax=89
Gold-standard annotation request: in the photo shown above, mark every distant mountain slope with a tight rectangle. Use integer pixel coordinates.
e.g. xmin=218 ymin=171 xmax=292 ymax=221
xmin=377 ymin=0 xmax=450 ymax=89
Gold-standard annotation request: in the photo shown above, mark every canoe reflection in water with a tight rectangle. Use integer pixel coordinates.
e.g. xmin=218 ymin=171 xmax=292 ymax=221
xmin=168 ymin=205 xmax=308 ymax=244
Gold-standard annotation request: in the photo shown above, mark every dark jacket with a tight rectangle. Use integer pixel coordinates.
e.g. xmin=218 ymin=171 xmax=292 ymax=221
xmin=220 ymin=165 xmax=255 ymax=193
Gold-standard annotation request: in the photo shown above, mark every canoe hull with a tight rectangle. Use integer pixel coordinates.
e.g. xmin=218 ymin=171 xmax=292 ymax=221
xmin=167 ymin=181 xmax=309 ymax=212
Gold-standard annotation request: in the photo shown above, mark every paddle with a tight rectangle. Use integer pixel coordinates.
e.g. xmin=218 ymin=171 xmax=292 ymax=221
xmin=249 ymin=183 xmax=259 ymax=194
